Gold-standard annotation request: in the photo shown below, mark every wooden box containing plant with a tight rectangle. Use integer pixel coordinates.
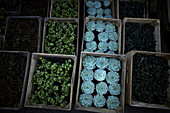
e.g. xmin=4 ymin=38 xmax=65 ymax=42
xmin=84 ymin=0 xmax=118 ymax=18
xmin=75 ymin=52 xmax=126 ymax=113
xmin=126 ymin=50 xmax=170 ymax=110
xmin=82 ymin=17 xmax=121 ymax=54
xmin=0 ymin=0 xmax=21 ymax=12
xmin=123 ymin=18 xmax=161 ymax=54
xmin=25 ymin=53 xmax=77 ymax=111
xmin=0 ymin=50 xmax=30 ymax=110
xmin=42 ymin=18 xmax=79 ymax=56
xmin=117 ymin=0 xmax=148 ymax=19
xmin=49 ymin=0 xmax=79 ymax=18
xmin=3 ymin=16 xmax=42 ymax=52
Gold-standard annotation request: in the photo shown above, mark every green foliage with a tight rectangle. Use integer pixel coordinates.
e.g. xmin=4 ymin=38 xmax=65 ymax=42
xmin=52 ymin=0 xmax=78 ymax=18
xmin=30 ymin=57 xmax=73 ymax=107
xmin=132 ymin=54 xmax=169 ymax=104
xmin=45 ymin=20 xmax=77 ymax=55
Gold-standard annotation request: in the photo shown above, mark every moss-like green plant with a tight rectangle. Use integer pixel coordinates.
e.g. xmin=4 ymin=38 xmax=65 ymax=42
xmin=86 ymin=0 xmax=94 ymax=7
xmin=108 ymin=32 xmax=118 ymax=41
xmin=83 ymin=56 xmax=96 ymax=69
xmin=87 ymin=7 xmax=96 ymax=16
xmin=107 ymin=58 xmax=121 ymax=71
xmin=106 ymin=72 xmax=119 ymax=84
xmin=106 ymin=23 xmax=116 ymax=32
xmin=84 ymin=31 xmax=95 ymax=42
xmin=104 ymin=0 xmax=111 ymax=7
xmin=86 ymin=41 xmax=97 ymax=50
xmin=79 ymin=94 xmax=93 ymax=107
xmin=98 ymin=41 xmax=108 ymax=52
xmin=81 ymin=81 xmax=95 ymax=94
xmin=96 ymin=21 xmax=105 ymax=32
xmin=30 ymin=57 xmax=73 ymax=107
xmin=86 ymin=20 xmax=95 ymax=31
xmin=97 ymin=8 xmax=104 ymax=15
xmin=98 ymin=32 xmax=108 ymax=41
xmin=95 ymin=50 xmax=104 ymax=53
xmin=45 ymin=20 xmax=77 ymax=55
xmin=94 ymin=1 xmax=101 ymax=8
xmin=108 ymin=41 xmax=118 ymax=51
xmin=107 ymin=96 xmax=120 ymax=109
xmin=81 ymin=69 xmax=94 ymax=81
xmin=104 ymin=9 xmax=111 ymax=15
xmin=94 ymin=69 xmax=106 ymax=81
xmin=96 ymin=57 xmax=108 ymax=69
xmin=109 ymin=84 xmax=121 ymax=95
xmin=93 ymin=94 xmax=106 ymax=108
xmin=52 ymin=0 xmax=78 ymax=18
xmin=96 ymin=82 xmax=108 ymax=94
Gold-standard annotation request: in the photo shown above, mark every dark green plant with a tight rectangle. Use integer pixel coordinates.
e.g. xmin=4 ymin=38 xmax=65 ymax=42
xmin=0 ymin=0 xmax=20 ymax=10
xmin=52 ymin=0 xmax=78 ymax=18
xmin=0 ymin=52 xmax=27 ymax=107
xmin=45 ymin=20 xmax=77 ymax=55
xmin=132 ymin=54 xmax=169 ymax=104
xmin=30 ymin=57 xmax=73 ymax=107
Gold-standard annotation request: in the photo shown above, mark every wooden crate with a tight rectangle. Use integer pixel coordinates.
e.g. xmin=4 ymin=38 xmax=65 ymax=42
xmin=42 ymin=17 xmax=79 ymax=56
xmin=82 ymin=17 xmax=122 ymax=54
xmin=126 ymin=50 xmax=170 ymax=110
xmin=3 ymin=16 xmax=43 ymax=52
xmin=84 ymin=0 xmax=118 ymax=19
xmin=122 ymin=17 xmax=161 ymax=54
xmin=25 ymin=53 xmax=77 ymax=111
xmin=117 ymin=0 xmax=148 ymax=19
xmin=0 ymin=50 xmax=30 ymax=110
xmin=75 ymin=52 xmax=126 ymax=113
xmin=49 ymin=0 xmax=80 ymax=19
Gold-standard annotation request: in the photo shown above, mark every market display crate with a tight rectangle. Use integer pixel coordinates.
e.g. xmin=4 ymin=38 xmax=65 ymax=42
xmin=42 ymin=17 xmax=79 ymax=56
xmin=117 ymin=0 xmax=148 ymax=19
xmin=3 ymin=16 xmax=43 ymax=52
xmin=0 ymin=50 xmax=30 ymax=110
xmin=49 ymin=0 xmax=80 ymax=19
xmin=0 ymin=0 xmax=21 ymax=12
xmin=126 ymin=50 xmax=170 ymax=110
xmin=84 ymin=0 xmax=118 ymax=18
xmin=122 ymin=18 xmax=161 ymax=54
xmin=82 ymin=17 xmax=121 ymax=54
xmin=75 ymin=52 xmax=126 ymax=113
xmin=25 ymin=53 xmax=77 ymax=111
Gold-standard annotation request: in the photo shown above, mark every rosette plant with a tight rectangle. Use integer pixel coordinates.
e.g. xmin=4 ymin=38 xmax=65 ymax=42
xmin=96 ymin=15 xmax=103 ymax=18
xmin=97 ymin=8 xmax=104 ymax=15
xmin=107 ymin=96 xmax=120 ymax=109
xmin=86 ymin=20 xmax=95 ymax=31
xmin=96 ymin=21 xmax=105 ymax=32
xmin=87 ymin=7 xmax=96 ymax=16
xmin=96 ymin=82 xmax=108 ymax=94
xmin=106 ymin=23 xmax=116 ymax=32
xmin=104 ymin=15 xmax=112 ymax=18
xmin=86 ymin=0 xmax=94 ymax=7
xmin=86 ymin=41 xmax=97 ymax=51
xmin=84 ymin=49 xmax=93 ymax=52
xmin=81 ymin=69 xmax=94 ymax=81
xmin=98 ymin=41 xmax=108 ymax=52
xmin=107 ymin=58 xmax=121 ymax=71
xmin=106 ymin=72 xmax=119 ymax=84
xmin=83 ymin=56 xmax=96 ymax=69
xmin=96 ymin=57 xmax=108 ymax=69
xmin=109 ymin=84 xmax=121 ymax=95
xmin=94 ymin=1 xmax=101 ymax=8
xmin=95 ymin=50 xmax=104 ymax=53
xmin=88 ymin=15 xmax=95 ymax=17
xmin=93 ymin=94 xmax=106 ymax=108
xmin=104 ymin=9 xmax=111 ymax=15
xmin=79 ymin=94 xmax=93 ymax=107
xmin=108 ymin=41 xmax=118 ymax=51
xmin=94 ymin=69 xmax=106 ymax=81
xmin=98 ymin=32 xmax=108 ymax=41
xmin=106 ymin=51 xmax=115 ymax=54
xmin=81 ymin=81 xmax=95 ymax=94
xmin=84 ymin=31 xmax=95 ymax=41
xmin=104 ymin=0 xmax=111 ymax=7
xmin=108 ymin=32 xmax=118 ymax=41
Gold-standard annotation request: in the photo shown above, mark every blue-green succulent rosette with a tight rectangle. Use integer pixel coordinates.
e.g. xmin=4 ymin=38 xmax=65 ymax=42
xmin=106 ymin=23 xmax=116 ymax=32
xmin=98 ymin=41 xmax=108 ymax=52
xmin=94 ymin=1 xmax=102 ymax=8
xmin=86 ymin=20 xmax=95 ymax=31
xmin=96 ymin=15 xmax=103 ymax=18
xmin=109 ymin=84 xmax=121 ymax=95
xmin=104 ymin=9 xmax=111 ymax=15
xmin=81 ymin=81 xmax=95 ymax=94
xmin=94 ymin=69 xmax=106 ymax=81
xmin=108 ymin=41 xmax=118 ymax=51
xmin=88 ymin=15 xmax=95 ymax=17
xmin=96 ymin=57 xmax=108 ymax=69
xmin=97 ymin=8 xmax=104 ymax=15
xmin=79 ymin=94 xmax=93 ymax=107
xmin=104 ymin=15 xmax=112 ymax=18
xmin=106 ymin=51 xmax=115 ymax=54
xmin=107 ymin=96 xmax=120 ymax=109
xmin=87 ymin=7 xmax=97 ymax=16
xmin=84 ymin=31 xmax=95 ymax=41
xmin=108 ymin=32 xmax=118 ymax=41
xmin=95 ymin=50 xmax=104 ymax=53
xmin=96 ymin=21 xmax=105 ymax=32
xmin=106 ymin=72 xmax=120 ymax=84
xmin=84 ymin=49 xmax=93 ymax=52
xmin=98 ymin=32 xmax=108 ymax=41
xmin=86 ymin=1 xmax=94 ymax=7
xmin=93 ymin=94 xmax=106 ymax=108
xmin=81 ymin=69 xmax=94 ymax=81
xmin=83 ymin=56 xmax=96 ymax=69
xmin=104 ymin=0 xmax=111 ymax=7
xmin=86 ymin=41 xmax=97 ymax=51
xmin=107 ymin=58 xmax=121 ymax=71
xmin=96 ymin=82 xmax=108 ymax=95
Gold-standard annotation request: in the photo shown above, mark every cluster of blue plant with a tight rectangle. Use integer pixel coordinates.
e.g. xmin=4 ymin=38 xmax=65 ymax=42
xmin=84 ymin=20 xmax=119 ymax=54
xmin=79 ymin=56 xmax=121 ymax=109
